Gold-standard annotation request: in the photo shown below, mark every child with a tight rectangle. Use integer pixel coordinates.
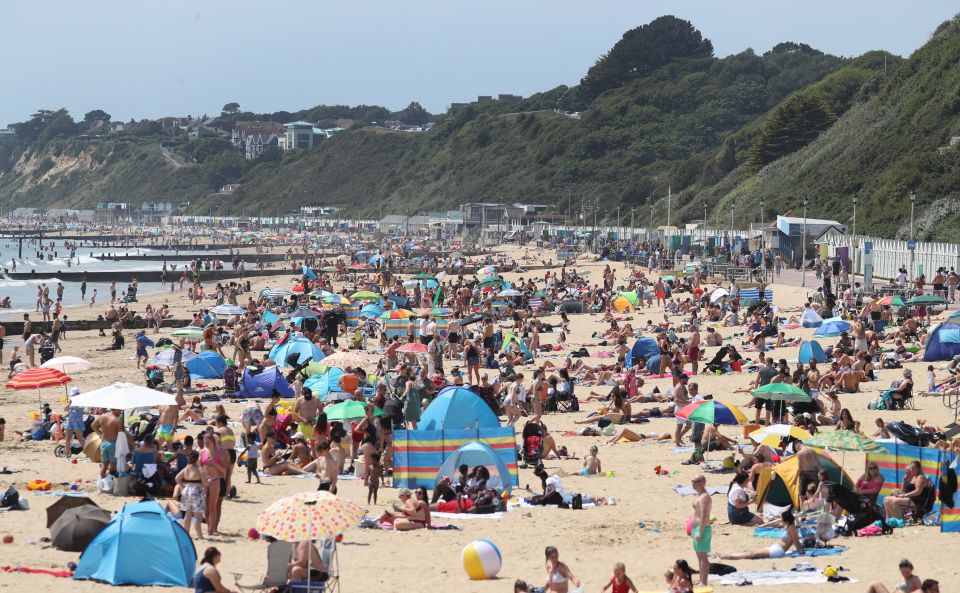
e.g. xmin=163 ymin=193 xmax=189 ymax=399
xmin=581 ymin=445 xmax=601 ymax=475
xmin=89 ymin=289 xmax=97 ymax=308
xmin=603 ymin=562 xmax=637 ymax=593
xmin=246 ymin=432 xmax=261 ymax=484
xmin=366 ymin=451 xmax=383 ymax=504
xmin=927 ymin=365 xmax=936 ymax=393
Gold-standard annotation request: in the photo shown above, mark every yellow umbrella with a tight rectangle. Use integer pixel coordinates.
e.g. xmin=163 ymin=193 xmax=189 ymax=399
xmin=748 ymin=424 xmax=811 ymax=447
xmin=256 ymin=491 xmax=364 ymax=543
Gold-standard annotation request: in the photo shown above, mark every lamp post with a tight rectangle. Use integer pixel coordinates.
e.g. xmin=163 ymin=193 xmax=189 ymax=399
xmin=759 ymin=199 xmax=764 ymax=250
xmin=729 ymin=202 xmax=735 ymax=261
xmin=801 ymin=198 xmax=809 ymax=287
xmin=852 ymin=195 xmax=858 ymax=286
xmin=647 ymin=193 xmax=653 ymax=242
xmin=910 ymin=191 xmax=916 ymax=280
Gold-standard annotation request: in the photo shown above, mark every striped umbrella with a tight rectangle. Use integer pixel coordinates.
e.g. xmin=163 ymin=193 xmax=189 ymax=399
xmin=417 ymin=307 xmax=452 ymax=318
xmin=877 ymin=295 xmax=905 ymax=307
xmin=677 ymin=400 xmax=748 ymax=425
xmin=6 ymin=367 xmax=72 ymax=406
xmin=380 ymin=309 xmax=415 ymax=319
xmin=748 ymin=424 xmax=811 ymax=447
xmin=323 ymin=295 xmax=352 ymax=305
xmin=261 ymin=288 xmax=294 ymax=298
xmin=150 ymin=348 xmax=199 ymax=368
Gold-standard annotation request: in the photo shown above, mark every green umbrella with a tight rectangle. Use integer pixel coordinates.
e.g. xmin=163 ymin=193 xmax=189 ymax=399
xmin=751 ymin=382 xmax=812 ymax=401
xmin=479 ymin=277 xmax=503 ymax=288
xmin=319 ymin=266 xmax=338 ymax=273
xmin=803 ymin=430 xmax=885 ymax=453
xmin=324 ymin=400 xmax=385 ymax=422
xmin=618 ymin=291 xmax=640 ymax=306
xmin=350 ymin=291 xmax=381 ymax=300
xmin=907 ymin=294 xmax=947 ymax=306
xmin=410 ymin=273 xmax=436 ymax=280
xmin=171 ymin=326 xmax=204 ymax=339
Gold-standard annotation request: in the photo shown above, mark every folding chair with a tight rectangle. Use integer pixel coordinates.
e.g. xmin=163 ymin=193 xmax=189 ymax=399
xmin=289 ymin=538 xmax=339 ymax=593
xmin=234 ymin=540 xmax=292 ymax=592
xmin=554 ymin=382 xmax=578 ymax=413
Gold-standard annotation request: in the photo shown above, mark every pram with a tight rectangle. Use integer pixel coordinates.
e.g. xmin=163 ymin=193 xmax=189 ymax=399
xmin=129 ymin=412 xmax=160 ymax=442
xmin=145 ymin=365 xmax=164 ymax=389
xmin=705 ymin=346 xmax=741 ymax=374
xmin=39 ymin=338 xmax=55 ymax=364
xmin=520 ymin=422 xmax=544 ymax=465
xmin=832 ymin=483 xmax=890 ymax=536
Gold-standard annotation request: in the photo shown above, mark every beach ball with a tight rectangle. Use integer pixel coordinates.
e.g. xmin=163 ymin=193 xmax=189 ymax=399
xmin=462 ymin=539 xmax=502 ymax=580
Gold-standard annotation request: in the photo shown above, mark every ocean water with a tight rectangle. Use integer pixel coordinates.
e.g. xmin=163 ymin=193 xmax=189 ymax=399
xmin=0 ymin=238 xmax=230 ymax=318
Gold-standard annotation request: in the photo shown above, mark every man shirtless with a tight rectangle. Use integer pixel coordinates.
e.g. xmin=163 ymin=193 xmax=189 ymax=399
xmin=92 ymin=409 xmax=122 ymax=478
xmin=673 ymin=375 xmax=691 ymax=446
xmin=688 ymin=327 xmax=702 ymax=375
xmin=691 ymin=475 xmax=712 ymax=587
xmin=156 ymin=404 xmax=178 ymax=446
xmin=308 ymin=441 xmax=339 ymax=493
xmin=293 ymin=388 xmax=322 ymax=440
xmin=796 ymin=443 xmax=822 ymax=496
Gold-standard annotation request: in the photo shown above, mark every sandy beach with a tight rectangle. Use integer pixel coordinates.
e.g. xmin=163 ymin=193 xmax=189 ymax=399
xmin=1 ymin=245 xmax=958 ymax=593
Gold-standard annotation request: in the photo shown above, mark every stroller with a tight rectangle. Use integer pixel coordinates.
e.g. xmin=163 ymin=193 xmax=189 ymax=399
xmin=832 ymin=483 xmax=890 ymax=535
xmin=129 ymin=412 xmax=160 ymax=442
xmin=520 ymin=422 xmax=544 ymax=465
xmin=39 ymin=338 xmax=55 ymax=364
xmin=145 ymin=365 xmax=164 ymax=389
xmin=274 ymin=413 xmax=295 ymax=449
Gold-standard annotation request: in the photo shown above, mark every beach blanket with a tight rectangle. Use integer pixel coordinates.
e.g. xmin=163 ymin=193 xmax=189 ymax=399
xmin=2 ymin=566 xmax=73 ymax=578
xmin=671 ymin=446 xmax=696 ymax=454
xmin=377 ymin=520 xmax=459 ymax=530
xmin=29 ymin=490 xmax=90 ymax=497
xmin=718 ymin=570 xmax=855 ymax=586
xmin=674 ymin=485 xmax=728 ymax=496
xmin=430 ymin=511 xmax=504 ymax=520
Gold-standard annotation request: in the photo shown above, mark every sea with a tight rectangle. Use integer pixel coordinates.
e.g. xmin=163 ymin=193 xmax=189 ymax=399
xmin=0 ymin=238 xmax=232 ymax=319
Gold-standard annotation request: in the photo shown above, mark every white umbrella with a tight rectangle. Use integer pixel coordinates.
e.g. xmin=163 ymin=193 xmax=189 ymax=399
xmin=70 ymin=382 xmax=177 ymax=409
xmin=41 ymin=356 xmax=93 ymax=374
xmin=210 ymin=304 xmax=245 ymax=316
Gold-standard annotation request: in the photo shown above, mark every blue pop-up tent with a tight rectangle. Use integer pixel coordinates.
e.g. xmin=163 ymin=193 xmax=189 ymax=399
xmin=304 ymin=367 xmax=346 ymax=400
xmin=269 ymin=337 xmax=325 ymax=367
xmin=798 ymin=340 xmax=827 ymax=364
xmin=419 ymin=386 xmax=500 ymax=430
xmin=436 ymin=441 xmax=512 ymax=490
xmin=924 ymin=322 xmax=960 ymax=361
xmin=625 ymin=337 xmax=660 ymax=368
xmin=239 ymin=366 xmax=294 ymax=399
xmin=186 ymin=350 xmax=226 ymax=379
xmin=74 ymin=500 xmax=196 ymax=587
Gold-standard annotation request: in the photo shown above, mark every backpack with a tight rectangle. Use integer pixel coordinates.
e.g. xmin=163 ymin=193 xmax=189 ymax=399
xmin=0 ymin=487 xmax=19 ymax=509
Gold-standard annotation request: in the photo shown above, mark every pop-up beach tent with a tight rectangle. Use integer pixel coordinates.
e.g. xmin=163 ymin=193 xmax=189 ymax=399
xmin=924 ymin=322 xmax=960 ymax=362
xmin=800 ymin=308 xmax=823 ymax=328
xmin=756 ymin=453 xmax=853 ymax=510
xmin=186 ymin=350 xmax=226 ymax=379
xmin=238 ymin=366 xmax=295 ymax=398
xmin=625 ymin=337 xmax=660 ymax=368
xmin=436 ymin=441 xmax=513 ymax=490
xmin=394 ymin=427 xmax=519 ymax=489
xmin=419 ymin=386 xmax=500 ymax=431
xmin=798 ymin=340 xmax=827 ymax=364
xmin=74 ymin=500 xmax=196 ymax=586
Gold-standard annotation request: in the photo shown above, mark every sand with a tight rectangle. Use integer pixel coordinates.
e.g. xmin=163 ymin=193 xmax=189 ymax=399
xmin=1 ymin=245 xmax=958 ymax=592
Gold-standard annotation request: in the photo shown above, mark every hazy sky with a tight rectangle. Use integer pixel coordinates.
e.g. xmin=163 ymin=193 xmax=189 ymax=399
xmin=2 ymin=0 xmax=957 ymax=126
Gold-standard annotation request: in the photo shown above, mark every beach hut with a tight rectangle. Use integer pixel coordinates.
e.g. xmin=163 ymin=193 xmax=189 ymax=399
xmin=74 ymin=500 xmax=196 ymax=587
xmin=800 ymin=308 xmax=823 ymax=328
xmin=756 ymin=453 xmax=853 ymax=510
xmin=924 ymin=322 xmax=960 ymax=362
xmin=798 ymin=340 xmax=827 ymax=364
xmin=625 ymin=337 xmax=660 ymax=368
xmin=436 ymin=441 xmax=512 ymax=490
xmin=419 ymin=386 xmax=500 ymax=431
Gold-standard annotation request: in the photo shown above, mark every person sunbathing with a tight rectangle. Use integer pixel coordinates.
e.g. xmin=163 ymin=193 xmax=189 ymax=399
xmin=719 ymin=510 xmax=804 ymax=559
xmin=604 ymin=428 xmax=670 ymax=445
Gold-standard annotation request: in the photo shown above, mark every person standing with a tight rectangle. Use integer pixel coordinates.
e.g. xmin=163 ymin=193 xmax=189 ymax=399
xmin=91 ymin=409 xmax=122 ymax=478
xmin=691 ymin=475 xmax=712 ymax=588
xmin=63 ymin=387 xmax=85 ymax=459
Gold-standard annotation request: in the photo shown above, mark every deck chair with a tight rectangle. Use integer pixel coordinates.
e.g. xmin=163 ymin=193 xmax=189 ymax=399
xmin=289 ymin=538 xmax=339 ymax=593
xmin=234 ymin=540 xmax=292 ymax=592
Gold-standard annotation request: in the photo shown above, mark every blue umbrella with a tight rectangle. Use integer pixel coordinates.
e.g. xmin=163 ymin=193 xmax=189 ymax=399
xmin=268 ymin=337 xmax=325 ymax=367
xmin=360 ymin=303 xmax=383 ymax=318
xmin=301 ymin=266 xmax=317 ymax=281
xmin=814 ymin=318 xmax=851 ymax=337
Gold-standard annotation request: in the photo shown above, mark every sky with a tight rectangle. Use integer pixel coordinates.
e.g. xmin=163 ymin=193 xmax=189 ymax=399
xmin=1 ymin=0 xmax=957 ymax=126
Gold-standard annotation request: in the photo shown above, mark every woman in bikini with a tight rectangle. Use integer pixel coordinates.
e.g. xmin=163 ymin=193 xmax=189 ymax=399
xmin=175 ymin=450 xmax=207 ymax=539
xmin=259 ymin=434 xmax=306 ymax=476
xmin=199 ymin=433 xmax=227 ymax=536
xmin=379 ymin=487 xmax=431 ymax=531
xmin=719 ymin=510 xmax=804 ymax=560
xmin=544 ymin=546 xmax=580 ymax=593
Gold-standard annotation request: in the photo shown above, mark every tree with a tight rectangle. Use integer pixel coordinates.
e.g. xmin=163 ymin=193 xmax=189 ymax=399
xmin=37 ymin=110 xmax=77 ymax=143
xmin=580 ymin=15 xmax=714 ymax=102
xmin=222 ymin=102 xmax=240 ymax=115
xmin=395 ymin=101 xmax=431 ymax=126
xmin=84 ymin=109 xmax=112 ymax=124
xmin=746 ymin=94 xmax=836 ymax=172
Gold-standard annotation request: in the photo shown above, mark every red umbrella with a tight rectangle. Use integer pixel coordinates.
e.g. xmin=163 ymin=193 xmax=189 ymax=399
xmin=6 ymin=367 xmax=72 ymax=407
xmin=397 ymin=342 xmax=428 ymax=354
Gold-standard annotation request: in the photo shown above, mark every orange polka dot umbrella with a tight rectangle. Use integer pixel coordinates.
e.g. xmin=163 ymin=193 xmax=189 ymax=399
xmin=256 ymin=491 xmax=364 ymax=542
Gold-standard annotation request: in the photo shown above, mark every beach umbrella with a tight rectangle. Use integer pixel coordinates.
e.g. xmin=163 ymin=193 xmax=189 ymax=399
xmin=290 ymin=308 xmax=321 ymax=324
xmin=350 ymin=291 xmax=381 ymax=300
xmin=269 ymin=338 xmax=325 ymax=367
xmin=813 ymin=318 xmax=851 ymax=337
xmin=397 ymin=342 xmax=428 ymax=353
xmin=46 ymin=495 xmax=99 ymax=528
xmin=323 ymin=294 xmax=352 ymax=305
xmin=256 ymin=491 xmax=364 ymax=543
xmin=50 ymin=505 xmax=111 ymax=552
xmin=803 ymin=430 xmax=885 ymax=453
xmin=498 ymin=289 xmax=523 ymax=297
xmin=170 ymin=326 xmax=204 ymax=339
xmin=751 ymin=382 xmax=812 ymax=401
xmin=319 ymin=351 xmax=366 ymax=370
xmin=261 ymin=288 xmax=294 ymax=298
xmin=907 ymin=294 xmax=947 ymax=306
xmin=417 ymin=307 xmax=452 ymax=318
xmin=410 ymin=273 xmax=436 ymax=280
xmin=41 ymin=356 xmax=93 ymax=374
xmin=479 ymin=265 xmax=496 ymax=276
xmin=70 ymin=382 xmax=177 ymax=409
xmin=460 ymin=312 xmax=491 ymax=326
xmin=210 ymin=304 xmax=245 ymax=316
xmin=149 ymin=348 xmax=198 ymax=367
xmin=324 ymin=400 xmax=385 ymax=422
xmin=676 ymin=400 xmax=747 ymax=425
xmin=301 ymin=265 xmax=317 ymax=280
xmin=349 ymin=263 xmax=368 ymax=270
xmin=309 ymin=289 xmax=334 ymax=298
xmin=6 ymin=367 xmax=72 ymax=407
xmin=877 ymin=295 xmax=905 ymax=307
xmin=662 ymin=275 xmax=675 ymax=282
xmin=479 ymin=277 xmax=503 ymax=288
xmin=380 ymin=309 xmax=415 ymax=319
xmin=319 ymin=266 xmax=338 ymax=273
xmin=748 ymin=424 xmax=811 ymax=447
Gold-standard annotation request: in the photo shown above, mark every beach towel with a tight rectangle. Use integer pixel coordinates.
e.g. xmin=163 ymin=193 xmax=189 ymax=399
xmin=674 ymin=485 xmax=728 ymax=496
xmin=2 ymin=566 xmax=73 ymax=578
xmin=430 ymin=511 xmax=504 ymax=520
xmin=753 ymin=526 xmax=816 ymax=539
xmin=718 ymin=570 xmax=855 ymax=586
xmin=671 ymin=446 xmax=696 ymax=454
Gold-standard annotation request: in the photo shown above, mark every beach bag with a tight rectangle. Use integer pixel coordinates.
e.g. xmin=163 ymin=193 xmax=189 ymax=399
xmin=0 ymin=487 xmax=19 ymax=509
xmin=113 ymin=474 xmax=132 ymax=496
xmin=98 ymin=475 xmax=115 ymax=493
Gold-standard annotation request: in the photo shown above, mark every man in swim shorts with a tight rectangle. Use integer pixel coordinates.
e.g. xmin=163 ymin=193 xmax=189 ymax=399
xmin=691 ymin=475 xmax=712 ymax=587
xmin=91 ymin=408 xmax=122 ymax=478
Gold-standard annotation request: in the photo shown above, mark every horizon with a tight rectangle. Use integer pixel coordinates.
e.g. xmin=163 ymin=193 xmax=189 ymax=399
xmin=1 ymin=0 xmax=957 ymax=127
